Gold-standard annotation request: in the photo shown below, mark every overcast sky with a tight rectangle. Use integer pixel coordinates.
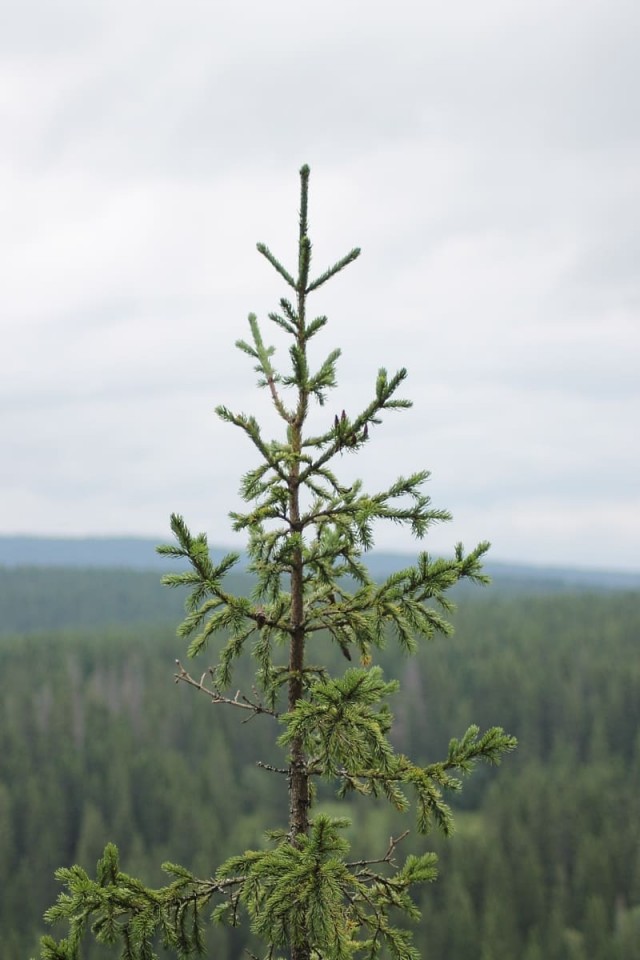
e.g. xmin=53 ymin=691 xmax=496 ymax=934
xmin=2 ymin=0 xmax=639 ymax=571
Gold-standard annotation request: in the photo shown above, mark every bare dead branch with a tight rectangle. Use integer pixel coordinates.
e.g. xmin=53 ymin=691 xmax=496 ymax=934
xmin=257 ymin=761 xmax=288 ymax=775
xmin=345 ymin=830 xmax=410 ymax=870
xmin=174 ymin=661 xmax=279 ymax=718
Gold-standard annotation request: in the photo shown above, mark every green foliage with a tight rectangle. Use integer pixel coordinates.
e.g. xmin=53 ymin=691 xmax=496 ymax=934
xmin=36 ymin=167 xmax=516 ymax=959
xmin=279 ymin=669 xmax=513 ymax=837
xmin=214 ymin=816 xmax=435 ymax=960
xmin=0 ymin=589 xmax=637 ymax=956
xmin=39 ymin=844 xmax=208 ymax=960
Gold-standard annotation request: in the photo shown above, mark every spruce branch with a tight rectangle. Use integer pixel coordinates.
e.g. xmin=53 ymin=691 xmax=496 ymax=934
xmin=40 ymin=843 xmax=244 ymax=960
xmin=235 ymin=313 xmax=294 ymax=422
xmin=304 ymin=314 xmax=328 ymax=340
xmin=299 ymin=367 xmax=414 ymax=482
xmin=256 ymin=243 xmax=297 ymax=290
xmin=215 ymin=406 xmax=289 ymax=481
xmin=306 ymin=247 xmax=362 ymax=293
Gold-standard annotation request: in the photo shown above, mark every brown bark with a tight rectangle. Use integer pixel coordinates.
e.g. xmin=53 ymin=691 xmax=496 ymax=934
xmin=288 ymin=460 xmax=311 ymax=960
xmin=287 ymin=451 xmax=309 ymax=842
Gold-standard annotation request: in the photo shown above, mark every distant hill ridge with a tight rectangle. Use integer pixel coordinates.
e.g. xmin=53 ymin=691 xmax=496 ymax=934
xmin=0 ymin=536 xmax=638 ymax=591
xmin=0 ymin=535 xmax=218 ymax=570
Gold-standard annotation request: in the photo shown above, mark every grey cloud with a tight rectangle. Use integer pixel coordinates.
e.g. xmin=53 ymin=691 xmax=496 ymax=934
xmin=18 ymin=1 xmax=637 ymax=181
xmin=2 ymin=0 xmax=639 ymax=570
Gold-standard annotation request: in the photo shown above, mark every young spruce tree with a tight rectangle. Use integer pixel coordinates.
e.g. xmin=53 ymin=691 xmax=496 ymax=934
xmin=38 ymin=166 xmax=516 ymax=960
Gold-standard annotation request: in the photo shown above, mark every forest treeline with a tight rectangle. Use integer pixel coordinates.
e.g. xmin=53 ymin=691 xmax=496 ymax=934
xmin=3 ymin=561 xmax=638 ymax=638
xmin=0 ymin=574 xmax=639 ymax=958
xmin=0 ymin=567 xmax=252 ymax=637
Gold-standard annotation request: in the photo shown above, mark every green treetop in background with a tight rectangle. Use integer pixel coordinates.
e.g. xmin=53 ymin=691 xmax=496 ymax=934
xmin=38 ymin=166 xmax=516 ymax=960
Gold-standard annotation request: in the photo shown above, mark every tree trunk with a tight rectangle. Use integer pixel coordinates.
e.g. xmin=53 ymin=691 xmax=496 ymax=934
xmin=288 ymin=444 xmax=311 ymax=960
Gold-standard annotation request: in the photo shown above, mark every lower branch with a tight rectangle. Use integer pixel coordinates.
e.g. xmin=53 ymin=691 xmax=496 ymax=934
xmin=174 ymin=661 xmax=279 ymax=718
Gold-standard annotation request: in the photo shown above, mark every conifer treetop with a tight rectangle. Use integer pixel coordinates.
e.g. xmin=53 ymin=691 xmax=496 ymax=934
xmin=37 ymin=165 xmax=515 ymax=960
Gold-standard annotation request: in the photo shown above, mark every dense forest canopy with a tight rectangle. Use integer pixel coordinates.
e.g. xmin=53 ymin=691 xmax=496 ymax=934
xmin=0 ymin=568 xmax=638 ymax=959
xmin=2 ymin=559 xmax=638 ymax=639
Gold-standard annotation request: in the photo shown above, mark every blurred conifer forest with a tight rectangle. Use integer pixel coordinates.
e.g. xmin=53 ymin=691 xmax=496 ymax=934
xmin=0 ymin=567 xmax=638 ymax=958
